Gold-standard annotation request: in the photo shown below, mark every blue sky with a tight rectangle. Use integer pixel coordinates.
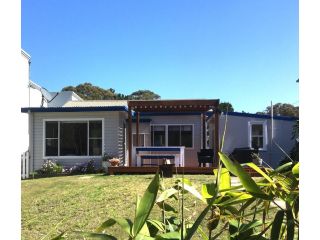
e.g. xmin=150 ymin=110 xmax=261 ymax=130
xmin=22 ymin=0 xmax=298 ymax=113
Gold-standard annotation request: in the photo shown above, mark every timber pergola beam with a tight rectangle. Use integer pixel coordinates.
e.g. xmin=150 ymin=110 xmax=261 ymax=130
xmin=127 ymin=99 xmax=220 ymax=167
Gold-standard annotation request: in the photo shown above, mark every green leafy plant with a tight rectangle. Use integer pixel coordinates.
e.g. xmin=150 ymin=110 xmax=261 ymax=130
xmin=52 ymin=155 xmax=299 ymax=239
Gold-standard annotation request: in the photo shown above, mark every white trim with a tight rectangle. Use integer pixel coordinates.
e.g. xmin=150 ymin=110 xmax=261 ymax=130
xmin=248 ymin=120 xmax=268 ymax=151
xmin=150 ymin=124 xmax=194 ymax=149
xmin=43 ymin=118 xmax=104 ymax=159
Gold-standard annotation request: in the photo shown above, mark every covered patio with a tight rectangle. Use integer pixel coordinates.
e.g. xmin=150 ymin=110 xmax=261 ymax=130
xmin=127 ymin=99 xmax=220 ymax=167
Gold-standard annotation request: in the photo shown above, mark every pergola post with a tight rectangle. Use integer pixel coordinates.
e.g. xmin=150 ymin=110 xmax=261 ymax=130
xmin=214 ymin=108 xmax=220 ymax=167
xmin=136 ymin=112 xmax=140 ymax=147
xmin=128 ymin=106 xmax=132 ymax=167
xmin=202 ymin=113 xmax=206 ymax=149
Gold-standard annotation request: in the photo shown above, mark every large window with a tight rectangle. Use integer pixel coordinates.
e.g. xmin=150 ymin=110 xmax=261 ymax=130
xmin=44 ymin=120 xmax=103 ymax=157
xmin=248 ymin=121 xmax=267 ymax=150
xmin=151 ymin=125 xmax=193 ymax=148
xmin=168 ymin=125 xmax=193 ymax=147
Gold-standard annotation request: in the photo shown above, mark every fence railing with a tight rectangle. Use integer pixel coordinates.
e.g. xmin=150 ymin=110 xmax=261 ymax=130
xmin=21 ymin=150 xmax=29 ymax=179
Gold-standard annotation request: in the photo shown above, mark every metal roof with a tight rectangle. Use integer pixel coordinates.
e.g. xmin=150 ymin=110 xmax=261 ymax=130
xmin=62 ymin=100 xmax=128 ymax=107
xmin=21 ymin=106 xmax=128 ymax=113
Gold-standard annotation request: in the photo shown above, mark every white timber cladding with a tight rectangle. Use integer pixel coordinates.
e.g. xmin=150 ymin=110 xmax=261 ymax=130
xmin=33 ymin=111 xmax=121 ymax=170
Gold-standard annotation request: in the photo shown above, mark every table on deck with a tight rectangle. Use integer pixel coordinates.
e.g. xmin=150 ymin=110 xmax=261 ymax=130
xmin=135 ymin=146 xmax=185 ymax=167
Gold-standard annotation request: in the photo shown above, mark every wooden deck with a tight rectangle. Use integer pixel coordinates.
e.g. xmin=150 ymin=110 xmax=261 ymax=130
xmin=107 ymin=166 xmax=262 ymax=177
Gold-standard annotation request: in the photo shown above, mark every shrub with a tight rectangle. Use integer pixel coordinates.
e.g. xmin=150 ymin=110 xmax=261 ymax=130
xmin=38 ymin=159 xmax=63 ymax=175
xmin=65 ymin=159 xmax=97 ymax=175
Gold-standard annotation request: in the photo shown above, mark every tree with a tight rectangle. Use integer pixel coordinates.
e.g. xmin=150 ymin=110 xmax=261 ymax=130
xmin=127 ymin=90 xmax=160 ymax=100
xmin=218 ymin=102 xmax=234 ymax=112
xmin=257 ymin=103 xmax=299 ymax=117
xmin=62 ymin=83 xmax=117 ymax=100
xmin=62 ymin=83 xmax=161 ymax=100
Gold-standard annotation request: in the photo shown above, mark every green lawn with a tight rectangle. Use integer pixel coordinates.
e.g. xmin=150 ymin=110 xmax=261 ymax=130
xmin=22 ymin=174 xmax=219 ymax=240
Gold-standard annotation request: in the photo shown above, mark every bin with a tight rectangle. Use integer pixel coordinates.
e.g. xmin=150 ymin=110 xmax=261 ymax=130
xmin=159 ymin=163 xmax=174 ymax=178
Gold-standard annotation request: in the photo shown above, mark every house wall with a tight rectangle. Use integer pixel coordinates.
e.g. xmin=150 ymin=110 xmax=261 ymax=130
xmin=31 ymin=111 xmax=124 ymax=171
xmin=213 ymin=114 xmax=296 ymax=168
xmin=129 ymin=114 xmax=203 ymax=167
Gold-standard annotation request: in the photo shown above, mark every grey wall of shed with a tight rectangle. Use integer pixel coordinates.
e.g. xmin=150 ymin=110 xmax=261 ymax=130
xmin=31 ymin=111 xmax=124 ymax=170
xmin=215 ymin=114 xmax=296 ymax=168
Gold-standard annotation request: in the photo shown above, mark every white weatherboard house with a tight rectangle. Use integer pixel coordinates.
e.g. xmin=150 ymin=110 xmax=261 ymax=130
xmin=21 ymin=93 xmax=297 ymax=172
xmin=21 ymin=52 xmax=298 ymax=173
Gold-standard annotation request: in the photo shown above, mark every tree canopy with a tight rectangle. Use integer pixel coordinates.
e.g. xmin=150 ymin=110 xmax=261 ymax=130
xmin=62 ymin=83 xmax=161 ymax=100
xmin=256 ymin=103 xmax=299 ymax=117
xmin=218 ymin=102 xmax=234 ymax=112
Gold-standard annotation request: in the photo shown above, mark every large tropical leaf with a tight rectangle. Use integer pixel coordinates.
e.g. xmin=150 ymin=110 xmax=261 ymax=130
xmin=97 ymin=218 xmax=132 ymax=236
xmin=177 ymin=181 xmax=205 ymax=202
xmin=219 ymin=152 xmax=271 ymax=199
xmin=218 ymin=192 xmax=253 ymax=207
xmin=292 ymin=162 xmax=299 ymax=178
xmin=156 ymin=188 xmax=178 ymax=203
xmin=214 ymin=168 xmax=231 ymax=195
xmin=246 ymin=162 xmax=274 ymax=185
xmin=184 ymin=198 xmax=215 ymax=240
xmin=286 ymin=209 xmax=295 ymax=240
xmin=201 ymin=183 xmax=217 ymax=199
xmin=74 ymin=231 xmax=117 ymax=240
xmin=271 ymin=210 xmax=285 ymax=240
xmin=132 ymin=172 xmax=160 ymax=237
xmin=155 ymin=231 xmax=181 ymax=240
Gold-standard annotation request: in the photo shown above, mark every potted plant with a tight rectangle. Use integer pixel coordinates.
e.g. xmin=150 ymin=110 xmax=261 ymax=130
xmin=102 ymin=153 xmax=113 ymax=170
xmin=108 ymin=157 xmax=120 ymax=167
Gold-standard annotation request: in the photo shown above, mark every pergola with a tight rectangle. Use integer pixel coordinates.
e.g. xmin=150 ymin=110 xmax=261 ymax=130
xmin=127 ymin=99 xmax=220 ymax=167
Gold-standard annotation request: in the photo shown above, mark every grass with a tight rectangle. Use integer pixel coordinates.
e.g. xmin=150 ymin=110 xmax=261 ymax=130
xmin=22 ymin=174 xmax=218 ymax=239
xmin=22 ymin=174 xmax=275 ymax=240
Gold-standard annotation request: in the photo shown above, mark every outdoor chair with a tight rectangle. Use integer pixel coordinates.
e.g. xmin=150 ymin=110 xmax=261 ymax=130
xmin=197 ymin=149 xmax=214 ymax=167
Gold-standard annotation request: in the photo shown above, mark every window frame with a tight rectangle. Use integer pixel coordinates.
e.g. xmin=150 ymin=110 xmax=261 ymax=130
xmin=43 ymin=118 xmax=104 ymax=159
xmin=248 ymin=121 xmax=267 ymax=151
xmin=132 ymin=133 xmax=147 ymax=147
xmin=150 ymin=124 xmax=194 ymax=149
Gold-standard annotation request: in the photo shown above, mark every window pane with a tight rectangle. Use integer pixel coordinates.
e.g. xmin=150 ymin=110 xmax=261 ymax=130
xmin=133 ymin=134 xmax=145 ymax=147
xmin=45 ymin=139 xmax=58 ymax=156
xmin=168 ymin=126 xmax=180 ymax=146
xmin=252 ymin=124 xmax=263 ymax=135
xmin=89 ymin=139 xmax=102 ymax=155
xmin=181 ymin=125 xmax=192 ymax=147
xmin=46 ymin=122 xmax=58 ymax=138
xmin=89 ymin=121 xmax=102 ymax=138
xmin=151 ymin=126 xmax=165 ymax=146
xmin=60 ymin=122 xmax=87 ymax=156
xmin=252 ymin=137 xmax=263 ymax=149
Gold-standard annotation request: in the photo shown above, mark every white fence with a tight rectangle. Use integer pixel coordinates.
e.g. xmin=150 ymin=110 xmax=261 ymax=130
xmin=21 ymin=150 xmax=29 ymax=179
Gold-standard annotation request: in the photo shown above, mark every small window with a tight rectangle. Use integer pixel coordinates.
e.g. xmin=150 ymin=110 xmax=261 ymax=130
xmin=89 ymin=121 xmax=102 ymax=155
xmin=133 ymin=134 xmax=145 ymax=147
xmin=249 ymin=122 xmax=267 ymax=150
xmin=45 ymin=122 xmax=58 ymax=156
xmin=181 ymin=125 xmax=193 ymax=147
xmin=151 ymin=125 xmax=166 ymax=146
